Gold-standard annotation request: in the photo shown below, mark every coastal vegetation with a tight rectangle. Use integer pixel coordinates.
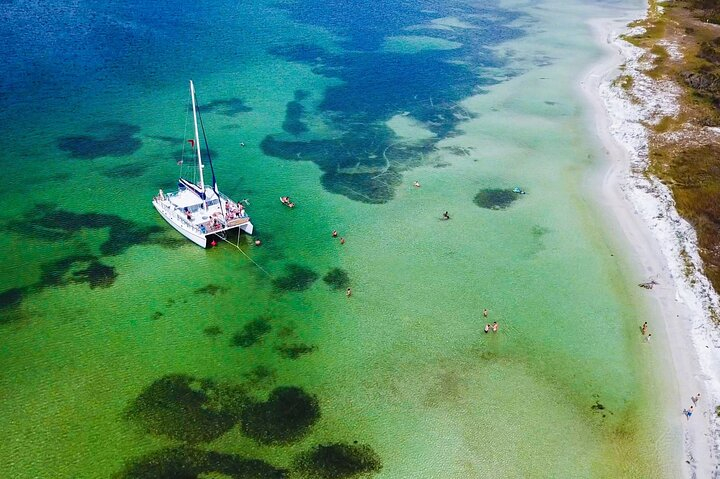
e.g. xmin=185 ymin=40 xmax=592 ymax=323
xmin=625 ymin=1 xmax=720 ymax=293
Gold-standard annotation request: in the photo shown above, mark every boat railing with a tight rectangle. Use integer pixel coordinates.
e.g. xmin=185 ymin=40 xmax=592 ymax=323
xmin=170 ymin=211 xmax=202 ymax=234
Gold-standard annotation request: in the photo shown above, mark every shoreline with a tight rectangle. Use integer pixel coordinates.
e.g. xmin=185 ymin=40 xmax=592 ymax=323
xmin=581 ymin=10 xmax=720 ymax=478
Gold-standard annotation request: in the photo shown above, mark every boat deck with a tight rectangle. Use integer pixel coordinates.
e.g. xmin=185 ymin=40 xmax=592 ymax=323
xmin=156 ymin=187 xmax=251 ymax=235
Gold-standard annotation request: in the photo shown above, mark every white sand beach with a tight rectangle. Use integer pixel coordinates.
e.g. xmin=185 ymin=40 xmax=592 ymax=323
xmin=582 ymin=12 xmax=720 ymax=478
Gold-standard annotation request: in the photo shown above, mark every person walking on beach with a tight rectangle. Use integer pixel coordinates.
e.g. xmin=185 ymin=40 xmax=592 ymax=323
xmin=692 ymin=393 xmax=701 ymax=405
xmin=492 ymin=321 xmax=498 ymax=332
xmin=684 ymin=405 xmax=694 ymax=420
xmin=645 ymin=333 xmax=652 ymax=343
xmin=483 ymin=308 xmax=488 ymax=318
xmin=641 ymin=321 xmax=648 ymax=335
xmin=484 ymin=324 xmax=490 ymax=334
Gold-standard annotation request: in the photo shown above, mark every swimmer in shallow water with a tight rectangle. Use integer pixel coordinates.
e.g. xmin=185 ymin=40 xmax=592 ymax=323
xmin=442 ymin=211 xmax=450 ymax=220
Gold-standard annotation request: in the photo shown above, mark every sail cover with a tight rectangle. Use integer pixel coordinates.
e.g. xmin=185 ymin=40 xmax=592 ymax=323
xmin=178 ymin=177 xmax=206 ymax=200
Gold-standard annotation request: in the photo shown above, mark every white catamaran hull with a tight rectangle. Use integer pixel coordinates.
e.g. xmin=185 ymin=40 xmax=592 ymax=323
xmin=153 ymin=198 xmax=255 ymax=249
xmin=239 ymin=221 xmax=254 ymax=235
xmin=153 ymin=198 xmax=208 ymax=248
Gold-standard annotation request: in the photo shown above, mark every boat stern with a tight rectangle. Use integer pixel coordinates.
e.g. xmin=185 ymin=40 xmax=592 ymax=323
xmin=239 ymin=221 xmax=254 ymax=235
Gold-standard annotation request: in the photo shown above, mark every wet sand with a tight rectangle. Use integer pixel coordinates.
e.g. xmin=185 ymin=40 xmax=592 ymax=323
xmin=582 ymin=15 xmax=720 ymax=478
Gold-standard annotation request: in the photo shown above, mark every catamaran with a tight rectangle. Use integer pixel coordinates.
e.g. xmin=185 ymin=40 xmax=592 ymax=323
xmin=152 ymin=80 xmax=253 ymax=248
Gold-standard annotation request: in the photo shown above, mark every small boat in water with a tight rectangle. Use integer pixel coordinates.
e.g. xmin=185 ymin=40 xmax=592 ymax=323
xmin=153 ymin=81 xmax=253 ymax=248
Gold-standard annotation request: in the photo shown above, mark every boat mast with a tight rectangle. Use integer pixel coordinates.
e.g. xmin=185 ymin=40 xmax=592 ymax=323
xmin=189 ymin=80 xmax=206 ymax=196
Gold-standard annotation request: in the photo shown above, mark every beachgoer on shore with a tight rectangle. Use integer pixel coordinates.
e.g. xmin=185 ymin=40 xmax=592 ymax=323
xmin=484 ymin=324 xmax=490 ymax=334
xmin=645 ymin=333 xmax=652 ymax=343
xmin=692 ymin=393 xmax=701 ymax=404
xmin=492 ymin=322 xmax=498 ymax=332
xmin=685 ymin=405 xmax=694 ymax=419
xmin=641 ymin=321 xmax=648 ymax=335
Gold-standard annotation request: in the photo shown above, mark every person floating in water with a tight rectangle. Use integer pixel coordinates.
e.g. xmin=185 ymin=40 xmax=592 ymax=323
xmin=414 ymin=181 xmax=421 ymax=188
xmin=332 ymin=230 xmax=338 ymax=238
xmin=442 ymin=211 xmax=450 ymax=220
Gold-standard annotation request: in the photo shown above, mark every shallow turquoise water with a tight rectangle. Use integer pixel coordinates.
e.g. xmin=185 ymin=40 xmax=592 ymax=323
xmin=0 ymin=0 xmax=676 ymax=477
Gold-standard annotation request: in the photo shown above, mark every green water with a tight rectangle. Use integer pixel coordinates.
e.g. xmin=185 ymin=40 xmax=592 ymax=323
xmin=0 ymin=0 xmax=678 ymax=477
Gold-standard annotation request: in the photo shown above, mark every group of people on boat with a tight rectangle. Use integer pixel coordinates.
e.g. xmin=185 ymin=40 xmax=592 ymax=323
xmin=224 ymin=200 xmax=246 ymax=220
xmin=280 ymin=196 xmax=295 ymax=208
